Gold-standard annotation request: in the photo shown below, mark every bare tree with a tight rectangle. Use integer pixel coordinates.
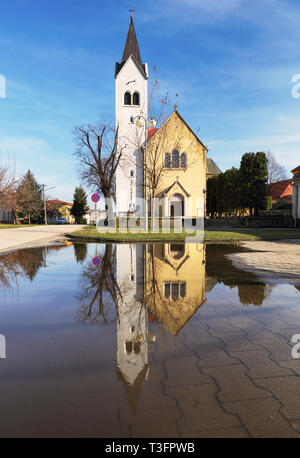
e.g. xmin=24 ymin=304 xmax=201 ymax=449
xmin=0 ymin=159 xmax=20 ymax=223
xmin=76 ymin=244 xmax=122 ymax=325
xmin=266 ymin=150 xmax=288 ymax=193
xmin=73 ymin=124 xmax=124 ymax=219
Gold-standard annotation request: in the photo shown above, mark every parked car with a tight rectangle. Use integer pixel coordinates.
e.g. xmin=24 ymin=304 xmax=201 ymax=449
xmin=56 ymin=218 xmax=68 ymax=224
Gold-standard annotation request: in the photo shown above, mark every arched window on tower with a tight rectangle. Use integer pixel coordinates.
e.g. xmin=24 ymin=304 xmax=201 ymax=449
xmin=133 ymin=92 xmax=140 ymax=106
xmin=124 ymin=92 xmax=131 ymax=105
xmin=180 ymin=153 xmax=187 ymax=168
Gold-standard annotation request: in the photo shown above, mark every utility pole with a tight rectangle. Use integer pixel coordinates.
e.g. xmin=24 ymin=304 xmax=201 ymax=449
xmin=42 ymin=184 xmax=55 ymax=226
xmin=42 ymin=184 xmax=47 ymax=225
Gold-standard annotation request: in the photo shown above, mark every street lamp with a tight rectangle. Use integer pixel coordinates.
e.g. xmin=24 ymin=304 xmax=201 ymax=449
xmin=135 ymin=115 xmax=157 ymax=232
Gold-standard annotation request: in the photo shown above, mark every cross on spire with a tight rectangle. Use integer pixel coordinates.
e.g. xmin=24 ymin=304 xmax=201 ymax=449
xmin=129 ymin=8 xmax=135 ymax=19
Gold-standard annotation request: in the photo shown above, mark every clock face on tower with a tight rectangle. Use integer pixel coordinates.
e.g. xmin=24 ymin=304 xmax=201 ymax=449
xmin=126 ymin=78 xmax=136 ymax=87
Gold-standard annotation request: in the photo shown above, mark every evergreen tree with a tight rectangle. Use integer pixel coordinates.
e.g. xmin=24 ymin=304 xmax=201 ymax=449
xmin=18 ymin=170 xmax=43 ymax=224
xmin=239 ymin=152 xmax=268 ymax=216
xmin=71 ymin=186 xmax=89 ymax=224
xmin=239 ymin=153 xmax=255 ymax=215
xmin=252 ymin=152 xmax=268 ymax=216
xmin=73 ymin=243 xmax=88 ymax=263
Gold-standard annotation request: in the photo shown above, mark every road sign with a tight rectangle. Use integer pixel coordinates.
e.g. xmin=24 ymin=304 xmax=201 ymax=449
xmin=91 ymin=193 xmax=100 ymax=203
xmin=92 ymin=256 xmax=101 ymax=266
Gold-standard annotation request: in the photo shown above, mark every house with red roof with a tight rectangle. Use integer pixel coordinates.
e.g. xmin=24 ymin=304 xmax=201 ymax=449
xmin=292 ymin=166 xmax=300 ymax=226
xmin=269 ymin=179 xmax=293 ymax=205
xmin=46 ymin=199 xmax=75 ymax=224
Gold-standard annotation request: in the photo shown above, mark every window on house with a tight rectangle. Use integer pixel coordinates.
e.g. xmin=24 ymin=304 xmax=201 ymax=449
xmin=165 ymin=150 xmax=187 ymax=169
xmin=180 ymin=153 xmax=187 ymax=168
xmin=172 ymin=283 xmax=179 ymax=301
xmin=130 ymin=116 xmax=134 ymax=123
xmin=172 ymin=150 xmax=180 ymax=168
xmin=134 ymin=342 xmax=141 ymax=354
xmin=124 ymin=92 xmax=131 ymax=105
xmin=130 ymin=170 xmax=134 ymax=177
xmin=164 ymin=282 xmax=171 ymax=298
xmin=164 ymin=282 xmax=186 ymax=300
xmin=133 ymin=92 xmax=140 ymax=105
xmin=165 ymin=153 xmax=171 ymax=168
xmin=125 ymin=341 xmax=133 ymax=354
xmin=180 ymin=283 xmax=186 ymax=298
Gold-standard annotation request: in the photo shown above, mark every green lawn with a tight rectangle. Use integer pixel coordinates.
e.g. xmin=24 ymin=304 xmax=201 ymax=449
xmin=0 ymin=224 xmax=39 ymax=229
xmin=68 ymin=226 xmax=300 ymax=242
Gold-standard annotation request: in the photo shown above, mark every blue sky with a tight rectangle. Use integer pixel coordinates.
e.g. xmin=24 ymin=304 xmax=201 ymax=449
xmin=0 ymin=0 xmax=300 ymax=201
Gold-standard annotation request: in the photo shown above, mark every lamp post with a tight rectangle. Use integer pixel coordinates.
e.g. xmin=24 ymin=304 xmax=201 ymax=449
xmin=135 ymin=116 xmax=156 ymax=232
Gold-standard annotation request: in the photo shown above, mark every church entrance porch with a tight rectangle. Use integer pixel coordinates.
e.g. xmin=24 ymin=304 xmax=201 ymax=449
xmin=169 ymin=193 xmax=184 ymax=217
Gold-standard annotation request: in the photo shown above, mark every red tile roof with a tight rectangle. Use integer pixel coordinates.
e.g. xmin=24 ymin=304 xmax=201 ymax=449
xmin=147 ymin=127 xmax=158 ymax=141
xmin=292 ymin=165 xmax=300 ymax=173
xmin=292 ymin=165 xmax=300 ymax=180
xmin=269 ymin=179 xmax=293 ymax=200
xmin=47 ymin=199 xmax=72 ymax=207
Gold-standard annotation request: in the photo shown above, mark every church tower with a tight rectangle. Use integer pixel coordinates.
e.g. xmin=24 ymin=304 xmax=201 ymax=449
xmin=115 ymin=14 xmax=148 ymax=215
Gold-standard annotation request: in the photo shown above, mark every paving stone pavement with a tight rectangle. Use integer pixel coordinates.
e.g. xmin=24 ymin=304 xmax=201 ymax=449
xmin=116 ymin=290 xmax=300 ymax=438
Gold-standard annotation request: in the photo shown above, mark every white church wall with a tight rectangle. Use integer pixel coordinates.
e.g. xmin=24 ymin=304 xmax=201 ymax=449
xmin=116 ymin=244 xmax=148 ymax=385
xmin=115 ymin=57 xmax=148 ymax=215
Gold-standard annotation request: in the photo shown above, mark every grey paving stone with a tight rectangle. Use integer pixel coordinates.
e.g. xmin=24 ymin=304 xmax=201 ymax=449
xmin=230 ymin=348 xmax=293 ymax=379
xmin=202 ymin=364 xmax=271 ymax=402
xmin=226 ymin=317 xmax=276 ymax=340
xmin=224 ymin=398 xmax=300 ymax=438
xmin=255 ymin=337 xmax=294 ymax=362
xmin=258 ymin=376 xmax=300 ymax=420
xmin=280 ymin=360 xmax=300 ymax=376
xmin=183 ymin=325 xmax=217 ymax=344
xmin=204 ymin=318 xmax=238 ymax=333
xmin=166 ymin=384 xmax=241 ymax=433
xmin=163 ymin=356 xmax=213 ymax=387
xmin=208 ymin=329 xmax=263 ymax=352
xmin=196 ymin=340 xmax=240 ymax=368
xmin=119 ymin=365 xmax=177 ymax=412
xmin=182 ymin=426 xmax=249 ymax=438
xmin=119 ymin=407 xmax=180 ymax=438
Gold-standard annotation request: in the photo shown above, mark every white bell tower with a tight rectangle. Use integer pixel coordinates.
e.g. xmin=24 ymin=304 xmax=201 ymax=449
xmin=115 ymin=13 xmax=148 ymax=215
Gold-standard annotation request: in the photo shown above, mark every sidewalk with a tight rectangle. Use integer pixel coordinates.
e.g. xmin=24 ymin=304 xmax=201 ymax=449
xmin=228 ymin=240 xmax=300 ymax=283
xmin=0 ymin=225 xmax=84 ymax=254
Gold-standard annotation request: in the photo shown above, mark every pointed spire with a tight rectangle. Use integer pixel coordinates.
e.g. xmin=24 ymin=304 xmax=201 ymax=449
xmin=115 ymin=16 xmax=147 ymax=78
xmin=117 ymin=365 xmax=149 ymax=418
xmin=121 ymin=16 xmax=143 ymax=69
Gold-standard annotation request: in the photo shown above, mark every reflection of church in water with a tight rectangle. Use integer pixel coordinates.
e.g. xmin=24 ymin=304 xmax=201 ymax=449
xmin=116 ymin=242 xmax=206 ymax=416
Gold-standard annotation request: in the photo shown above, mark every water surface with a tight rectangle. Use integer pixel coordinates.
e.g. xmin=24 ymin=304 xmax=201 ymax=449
xmin=0 ymin=241 xmax=299 ymax=438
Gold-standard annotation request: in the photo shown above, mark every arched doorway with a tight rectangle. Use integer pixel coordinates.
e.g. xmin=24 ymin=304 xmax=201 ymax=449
xmin=169 ymin=194 xmax=184 ymax=217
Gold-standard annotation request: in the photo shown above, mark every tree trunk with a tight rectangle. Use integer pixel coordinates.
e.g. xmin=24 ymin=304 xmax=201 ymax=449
xmin=104 ymin=194 xmax=114 ymax=223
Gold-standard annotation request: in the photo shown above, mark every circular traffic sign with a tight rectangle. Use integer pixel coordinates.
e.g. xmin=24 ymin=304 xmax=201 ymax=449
xmin=91 ymin=193 xmax=100 ymax=203
xmin=92 ymin=256 xmax=101 ymax=266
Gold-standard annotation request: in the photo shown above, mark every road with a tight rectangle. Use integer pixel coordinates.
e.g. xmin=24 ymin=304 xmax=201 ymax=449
xmin=0 ymin=225 xmax=84 ymax=254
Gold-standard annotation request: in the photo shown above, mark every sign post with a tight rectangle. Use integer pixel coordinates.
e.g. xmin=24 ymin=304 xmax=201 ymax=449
xmin=91 ymin=194 xmax=100 ymax=224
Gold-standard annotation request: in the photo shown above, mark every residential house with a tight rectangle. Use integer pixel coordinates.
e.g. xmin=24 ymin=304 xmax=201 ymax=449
xmin=46 ymin=199 xmax=75 ymax=224
xmin=269 ymin=179 xmax=293 ymax=205
xmin=292 ymin=166 xmax=300 ymax=226
xmin=0 ymin=208 xmax=13 ymax=223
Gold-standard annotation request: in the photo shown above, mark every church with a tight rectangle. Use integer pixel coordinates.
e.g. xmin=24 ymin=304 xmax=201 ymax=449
xmin=115 ymin=14 xmax=221 ymax=219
